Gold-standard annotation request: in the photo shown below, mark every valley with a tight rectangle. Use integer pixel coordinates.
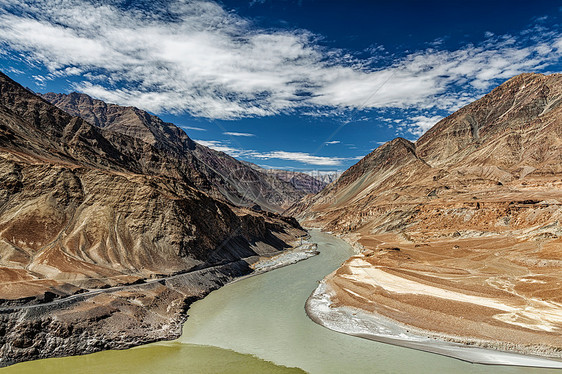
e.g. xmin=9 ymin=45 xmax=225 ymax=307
xmin=4 ymin=230 xmax=561 ymax=374
xmin=0 ymin=71 xmax=307 ymax=366
xmin=1 ymin=1 xmax=561 ymax=372
xmin=1 ymin=70 xmax=561 ymax=370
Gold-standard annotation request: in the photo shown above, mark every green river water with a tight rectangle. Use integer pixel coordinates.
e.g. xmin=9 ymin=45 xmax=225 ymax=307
xmin=2 ymin=230 xmax=560 ymax=373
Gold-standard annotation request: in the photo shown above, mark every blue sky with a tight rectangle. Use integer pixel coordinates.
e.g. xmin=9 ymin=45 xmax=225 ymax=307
xmin=0 ymin=0 xmax=561 ymax=171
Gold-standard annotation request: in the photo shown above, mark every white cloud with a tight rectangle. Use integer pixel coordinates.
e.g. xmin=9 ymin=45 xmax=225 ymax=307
xmin=251 ymin=151 xmax=346 ymax=166
xmin=194 ymin=139 xmax=358 ymax=166
xmin=0 ymin=0 xmax=560 ymax=119
xmin=32 ymin=74 xmax=48 ymax=85
xmin=194 ymin=140 xmax=244 ymax=156
xmin=223 ymin=132 xmax=255 ymax=137
xmin=181 ymin=125 xmax=207 ymax=131
xmin=5 ymin=66 xmax=24 ymax=74
xmin=401 ymin=115 xmax=444 ymax=136
xmin=324 ymin=140 xmax=341 ymax=145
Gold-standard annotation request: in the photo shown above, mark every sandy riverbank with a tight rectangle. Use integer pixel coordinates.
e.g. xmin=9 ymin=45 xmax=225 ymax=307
xmin=306 ymin=280 xmax=562 ymax=369
xmin=251 ymin=243 xmax=319 ymax=273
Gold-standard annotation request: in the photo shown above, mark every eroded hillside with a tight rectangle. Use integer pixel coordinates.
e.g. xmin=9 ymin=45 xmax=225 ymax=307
xmin=0 ymin=72 xmax=306 ymax=365
xmin=295 ymin=73 xmax=562 ymax=357
xmin=41 ymin=92 xmax=305 ymax=212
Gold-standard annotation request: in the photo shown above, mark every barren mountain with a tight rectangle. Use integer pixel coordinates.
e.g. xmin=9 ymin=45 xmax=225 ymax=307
xmin=243 ymin=162 xmax=330 ymax=194
xmin=41 ymin=92 xmax=304 ymax=212
xmin=263 ymin=169 xmax=341 ymax=195
xmin=294 ymin=73 xmax=562 ymax=357
xmin=0 ymin=72 xmax=306 ymax=365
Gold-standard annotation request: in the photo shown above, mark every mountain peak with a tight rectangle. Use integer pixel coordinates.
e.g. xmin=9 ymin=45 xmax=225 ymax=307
xmin=40 ymin=89 xmax=305 ymax=212
xmin=295 ymin=72 xmax=562 ymax=228
xmin=416 ymin=72 xmax=562 ymax=167
xmin=295 ymin=73 xmax=562 ymax=355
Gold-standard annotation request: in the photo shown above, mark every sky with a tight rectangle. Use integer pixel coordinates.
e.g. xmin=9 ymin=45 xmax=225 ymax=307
xmin=0 ymin=0 xmax=561 ymax=171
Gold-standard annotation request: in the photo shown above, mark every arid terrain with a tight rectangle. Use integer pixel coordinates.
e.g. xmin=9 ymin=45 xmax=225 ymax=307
xmin=2 ymin=66 xmax=561 ymax=367
xmin=294 ymin=73 xmax=562 ymax=358
xmin=41 ymin=92 xmax=309 ymax=212
xmin=0 ymin=71 xmax=307 ymax=366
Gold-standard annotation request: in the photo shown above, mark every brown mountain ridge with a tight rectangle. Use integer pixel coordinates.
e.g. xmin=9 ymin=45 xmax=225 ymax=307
xmin=0 ymin=71 xmax=306 ymax=366
xmin=40 ymin=91 xmax=310 ymax=212
xmin=295 ymin=73 xmax=562 ymax=358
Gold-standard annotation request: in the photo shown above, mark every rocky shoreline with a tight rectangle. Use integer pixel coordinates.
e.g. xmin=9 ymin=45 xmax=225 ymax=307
xmin=0 ymin=260 xmax=252 ymax=368
xmin=0 ymin=239 xmax=320 ymax=368
xmin=305 ymin=280 xmax=562 ymax=369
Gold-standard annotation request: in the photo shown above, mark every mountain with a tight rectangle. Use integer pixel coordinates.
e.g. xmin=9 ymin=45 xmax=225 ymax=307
xmin=307 ymin=170 xmax=342 ymax=186
xmin=243 ymin=162 xmax=332 ymax=194
xmin=40 ymin=92 xmax=304 ymax=212
xmin=264 ymin=169 xmax=342 ymax=194
xmin=293 ymin=73 xmax=562 ymax=230
xmin=296 ymin=73 xmax=562 ymax=358
xmin=0 ymin=71 xmax=306 ymax=365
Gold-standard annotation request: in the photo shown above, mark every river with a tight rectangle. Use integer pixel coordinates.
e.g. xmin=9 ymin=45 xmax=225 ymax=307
xmin=2 ymin=230 xmax=560 ymax=373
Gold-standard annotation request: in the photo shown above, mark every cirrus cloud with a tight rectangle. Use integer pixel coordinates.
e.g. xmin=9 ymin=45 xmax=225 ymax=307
xmin=223 ymin=132 xmax=256 ymax=137
xmin=194 ymin=139 xmax=360 ymax=166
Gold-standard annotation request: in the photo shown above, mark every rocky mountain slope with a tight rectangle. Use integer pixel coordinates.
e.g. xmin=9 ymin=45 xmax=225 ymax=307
xmin=41 ymin=92 xmax=304 ymax=212
xmin=243 ymin=161 xmax=332 ymax=194
xmin=0 ymin=71 xmax=306 ymax=366
xmin=294 ymin=73 xmax=562 ymax=358
xmin=263 ymin=169 xmax=341 ymax=195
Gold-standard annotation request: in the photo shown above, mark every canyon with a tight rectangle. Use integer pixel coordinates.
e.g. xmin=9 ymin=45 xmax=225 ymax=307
xmin=1 ymin=70 xmax=562 ymax=369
